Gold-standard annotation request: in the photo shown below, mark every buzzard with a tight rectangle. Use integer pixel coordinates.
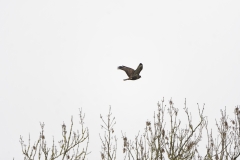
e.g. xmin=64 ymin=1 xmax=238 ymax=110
xmin=117 ymin=63 xmax=143 ymax=81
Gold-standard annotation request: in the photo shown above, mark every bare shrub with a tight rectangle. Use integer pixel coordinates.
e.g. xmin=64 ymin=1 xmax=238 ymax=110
xmin=121 ymin=98 xmax=206 ymax=160
xmin=205 ymin=106 xmax=240 ymax=160
xmin=19 ymin=108 xmax=89 ymax=160
xmin=99 ymin=106 xmax=117 ymax=160
xmin=19 ymin=100 xmax=240 ymax=160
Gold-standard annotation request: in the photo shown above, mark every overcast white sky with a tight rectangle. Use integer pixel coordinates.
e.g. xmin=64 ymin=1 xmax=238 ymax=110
xmin=0 ymin=0 xmax=240 ymax=159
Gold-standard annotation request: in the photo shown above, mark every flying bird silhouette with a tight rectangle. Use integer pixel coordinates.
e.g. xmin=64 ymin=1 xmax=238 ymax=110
xmin=117 ymin=63 xmax=143 ymax=81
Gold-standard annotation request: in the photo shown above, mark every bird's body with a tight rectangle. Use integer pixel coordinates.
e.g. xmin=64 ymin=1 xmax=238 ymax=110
xmin=118 ymin=63 xmax=143 ymax=81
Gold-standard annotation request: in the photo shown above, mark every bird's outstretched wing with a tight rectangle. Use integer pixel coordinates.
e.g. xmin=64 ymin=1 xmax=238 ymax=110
xmin=118 ymin=66 xmax=135 ymax=78
xmin=134 ymin=63 xmax=143 ymax=75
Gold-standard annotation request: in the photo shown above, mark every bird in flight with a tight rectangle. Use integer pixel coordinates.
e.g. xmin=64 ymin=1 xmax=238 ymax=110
xmin=117 ymin=63 xmax=143 ymax=81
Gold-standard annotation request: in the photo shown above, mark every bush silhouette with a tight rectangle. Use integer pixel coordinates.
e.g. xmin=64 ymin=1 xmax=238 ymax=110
xmin=19 ymin=98 xmax=240 ymax=160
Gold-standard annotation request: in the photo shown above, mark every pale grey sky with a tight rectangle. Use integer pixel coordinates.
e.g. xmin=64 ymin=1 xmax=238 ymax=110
xmin=0 ymin=0 xmax=240 ymax=159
